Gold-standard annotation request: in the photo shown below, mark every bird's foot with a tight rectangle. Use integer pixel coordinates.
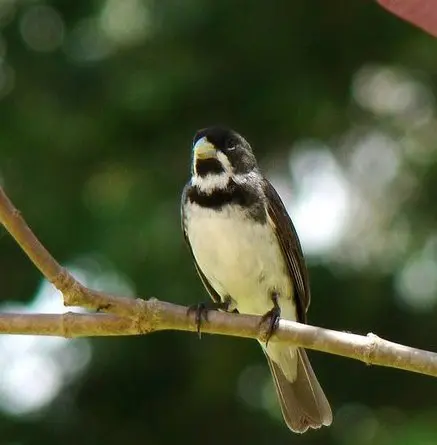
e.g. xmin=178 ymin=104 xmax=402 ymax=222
xmin=188 ymin=298 xmax=231 ymax=339
xmin=96 ymin=303 xmax=112 ymax=313
xmin=261 ymin=292 xmax=281 ymax=346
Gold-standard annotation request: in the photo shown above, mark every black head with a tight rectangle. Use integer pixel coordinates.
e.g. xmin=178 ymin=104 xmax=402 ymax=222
xmin=192 ymin=126 xmax=257 ymax=176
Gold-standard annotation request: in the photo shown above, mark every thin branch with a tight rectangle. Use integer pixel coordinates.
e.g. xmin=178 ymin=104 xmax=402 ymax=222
xmin=107 ymin=299 xmax=437 ymax=378
xmin=1 ymin=184 xmax=437 ymax=379
xmin=0 ymin=312 xmax=134 ymax=337
xmin=0 ymin=187 xmax=135 ymax=315
xmin=0 ymin=305 xmax=436 ymax=379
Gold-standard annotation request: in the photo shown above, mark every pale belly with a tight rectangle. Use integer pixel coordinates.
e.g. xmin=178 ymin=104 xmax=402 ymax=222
xmin=184 ymin=202 xmax=297 ymax=322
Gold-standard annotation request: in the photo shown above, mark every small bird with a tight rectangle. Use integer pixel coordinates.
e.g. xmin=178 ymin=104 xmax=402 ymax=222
xmin=181 ymin=126 xmax=332 ymax=433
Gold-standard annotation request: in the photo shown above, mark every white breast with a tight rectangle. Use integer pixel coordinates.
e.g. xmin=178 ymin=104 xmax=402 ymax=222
xmin=184 ymin=201 xmax=296 ymax=322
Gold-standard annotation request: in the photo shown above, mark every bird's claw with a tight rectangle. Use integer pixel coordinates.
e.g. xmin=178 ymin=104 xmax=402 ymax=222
xmin=261 ymin=293 xmax=281 ymax=346
xmin=96 ymin=303 xmax=112 ymax=313
xmin=187 ymin=302 xmax=208 ymax=338
xmin=187 ymin=299 xmax=230 ymax=339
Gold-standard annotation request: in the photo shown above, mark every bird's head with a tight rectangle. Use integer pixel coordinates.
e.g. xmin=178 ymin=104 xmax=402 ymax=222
xmin=191 ymin=126 xmax=258 ymax=192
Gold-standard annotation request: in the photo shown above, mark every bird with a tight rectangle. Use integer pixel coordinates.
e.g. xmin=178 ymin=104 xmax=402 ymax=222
xmin=180 ymin=125 xmax=332 ymax=433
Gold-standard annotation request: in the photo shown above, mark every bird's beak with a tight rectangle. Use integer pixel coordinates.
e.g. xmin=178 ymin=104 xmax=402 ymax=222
xmin=193 ymin=137 xmax=217 ymax=160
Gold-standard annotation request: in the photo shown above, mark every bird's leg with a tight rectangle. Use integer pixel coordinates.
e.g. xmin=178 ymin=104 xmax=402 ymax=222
xmin=188 ymin=297 xmax=232 ymax=339
xmin=261 ymin=291 xmax=281 ymax=346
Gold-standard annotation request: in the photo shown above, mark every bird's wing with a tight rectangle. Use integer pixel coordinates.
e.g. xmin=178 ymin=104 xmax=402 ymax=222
xmin=181 ymin=184 xmax=222 ymax=304
xmin=263 ymin=179 xmax=310 ymax=322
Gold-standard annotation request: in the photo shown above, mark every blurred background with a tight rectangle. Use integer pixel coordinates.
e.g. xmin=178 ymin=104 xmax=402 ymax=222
xmin=0 ymin=1 xmax=437 ymax=444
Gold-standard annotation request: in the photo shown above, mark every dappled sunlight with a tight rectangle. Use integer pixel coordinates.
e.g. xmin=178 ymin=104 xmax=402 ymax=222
xmin=269 ymin=64 xmax=436 ymax=289
xmin=282 ymin=142 xmax=350 ymax=255
xmin=0 ymin=281 xmax=90 ymax=416
xmin=347 ymin=131 xmax=402 ymax=192
xmin=352 ymin=65 xmax=434 ymax=121
xmin=0 ymin=258 xmax=134 ymax=416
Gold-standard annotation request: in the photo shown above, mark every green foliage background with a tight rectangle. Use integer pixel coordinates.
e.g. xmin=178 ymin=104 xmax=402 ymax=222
xmin=1 ymin=1 xmax=437 ymax=444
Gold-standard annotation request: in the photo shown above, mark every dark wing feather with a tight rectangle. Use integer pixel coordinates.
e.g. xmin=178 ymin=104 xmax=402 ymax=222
xmin=181 ymin=184 xmax=222 ymax=304
xmin=263 ymin=179 xmax=310 ymax=323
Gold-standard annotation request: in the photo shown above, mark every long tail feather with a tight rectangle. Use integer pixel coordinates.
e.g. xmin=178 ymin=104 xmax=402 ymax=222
xmin=264 ymin=347 xmax=332 ymax=433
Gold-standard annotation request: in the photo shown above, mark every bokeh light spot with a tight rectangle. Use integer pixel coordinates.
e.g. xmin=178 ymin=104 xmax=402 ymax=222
xmin=395 ymin=236 xmax=437 ymax=311
xmin=20 ymin=5 xmax=64 ymax=53
xmin=99 ymin=0 xmax=151 ymax=46
xmin=349 ymin=131 xmax=401 ymax=192
xmin=281 ymin=141 xmax=350 ymax=255
xmin=237 ymin=364 xmax=270 ymax=409
xmin=0 ymin=258 xmax=133 ymax=416
xmin=353 ymin=65 xmax=434 ymax=121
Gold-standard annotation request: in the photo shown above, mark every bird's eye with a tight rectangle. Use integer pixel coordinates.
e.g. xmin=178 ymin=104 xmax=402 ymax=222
xmin=226 ymin=138 xmax=237 ymax=151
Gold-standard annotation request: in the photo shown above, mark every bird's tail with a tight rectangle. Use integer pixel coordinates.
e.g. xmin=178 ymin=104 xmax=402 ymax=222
xmin=263 ymin=346 xmax=332 ymax=433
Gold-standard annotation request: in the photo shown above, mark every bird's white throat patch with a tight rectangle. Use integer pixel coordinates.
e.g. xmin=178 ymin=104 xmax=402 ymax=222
xmin=191 ymin=172 xmax=230 ymax=194
xmin=192 ymin=150 xmax=233 ymax=193
xmin=191 ymin=169 xmax=259 ymax=195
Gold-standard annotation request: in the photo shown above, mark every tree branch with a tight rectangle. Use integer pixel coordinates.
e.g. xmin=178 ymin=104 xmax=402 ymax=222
xmin=1 ymin=185 xmax=437 ymax=379
xmin=0 ymin=187 xmax=136 ymax=315
xmin=0 ymin=312 xmax=135 ymax=337
xmin=0 ymin=304 xmax=436 ymax=378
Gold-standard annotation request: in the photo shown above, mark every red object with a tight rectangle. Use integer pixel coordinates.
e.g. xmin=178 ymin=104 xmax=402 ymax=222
xmin=378 ymin=0 xmax=437 ymax=37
